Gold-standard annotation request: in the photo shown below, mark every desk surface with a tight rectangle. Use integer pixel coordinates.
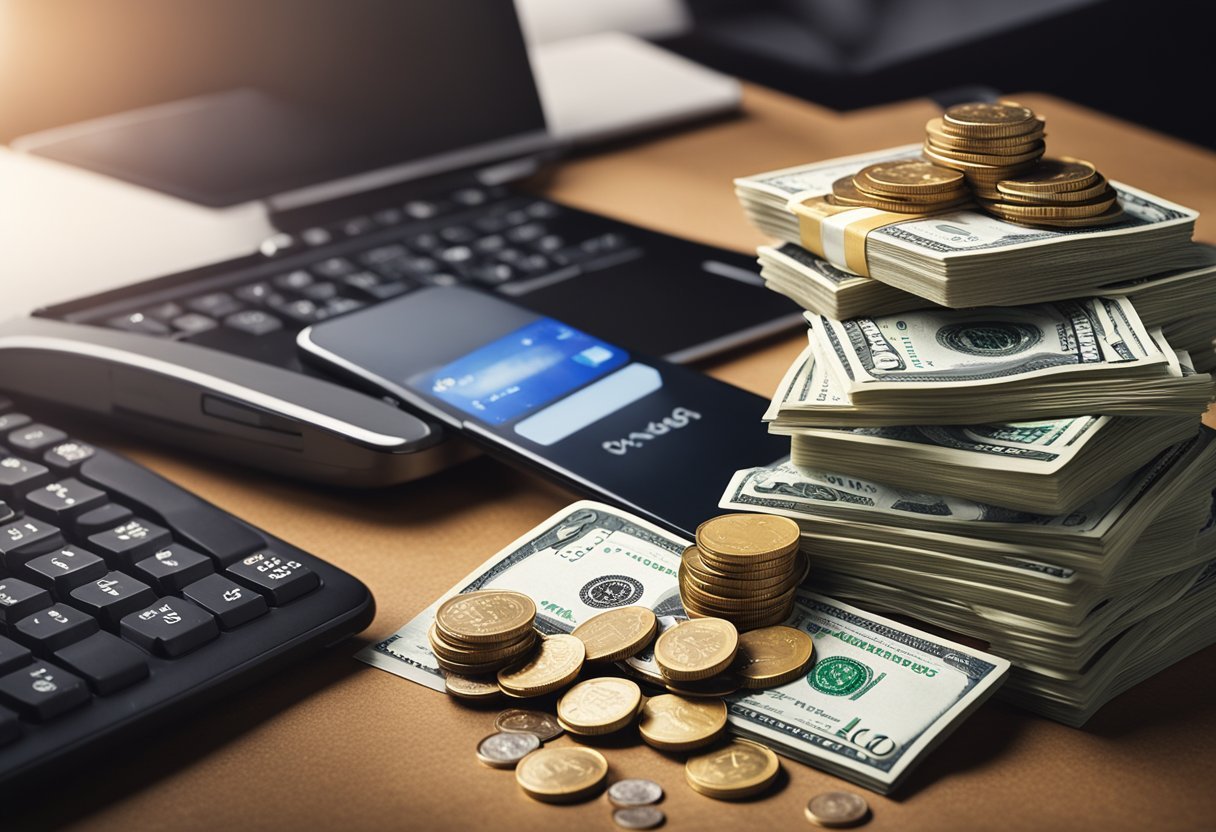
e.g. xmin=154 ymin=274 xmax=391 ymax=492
xmin=19 ymin=87 xmax=1216 ymax=831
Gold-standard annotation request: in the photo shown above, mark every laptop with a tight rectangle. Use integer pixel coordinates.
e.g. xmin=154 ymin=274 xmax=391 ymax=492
xmin=0 ymin=0 xmax=800 ymax=487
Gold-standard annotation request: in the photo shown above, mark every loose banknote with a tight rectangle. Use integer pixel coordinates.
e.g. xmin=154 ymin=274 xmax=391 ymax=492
xmin=360 ymin=501 xmax=1010 ymax=793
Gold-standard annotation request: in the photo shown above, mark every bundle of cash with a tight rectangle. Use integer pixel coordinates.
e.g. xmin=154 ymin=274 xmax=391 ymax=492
xmin=361 ymin=501 xmax=1010 ymax=793
xmin=720 ymin=435 xmax=1216 ymax=726
xmin=768 ymin=344 xmax=1200 ymax=513
xmin=774 ymin=299 xmax=1213 ymax=427
xmin=734 ymin=145 xmax=1205 ymax=308
xmin=755 ymin=241 xmax=1216 ymax=328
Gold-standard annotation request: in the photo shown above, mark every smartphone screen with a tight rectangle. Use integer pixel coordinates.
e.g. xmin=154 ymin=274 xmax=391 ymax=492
xmin=300 ymin=287 xmax=787 ymax=534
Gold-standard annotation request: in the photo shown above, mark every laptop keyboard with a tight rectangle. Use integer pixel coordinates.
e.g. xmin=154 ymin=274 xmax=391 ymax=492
xmin=0 ymin=395 xmax=374 ymax=786
xmin=98 ymin=186 xmax=641 ymax=354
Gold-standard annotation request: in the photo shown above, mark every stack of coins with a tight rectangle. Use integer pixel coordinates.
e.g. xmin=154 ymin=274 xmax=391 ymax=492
xmin=679 ymin=513 xmax=806 ymax=630
xmin=923 ymin=102 xmax=1046 ymax=200
xmin=982 ymin=157 xmax=1124 ymax=228
xmin=430 ymin=590 xmax=539 ymax=679
xmin=829 ymin=160 xmax=969 ymax=214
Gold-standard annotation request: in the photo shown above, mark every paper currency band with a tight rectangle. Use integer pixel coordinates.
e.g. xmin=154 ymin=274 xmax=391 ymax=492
xmin=790 ymin=195 xmax=930 ymax=278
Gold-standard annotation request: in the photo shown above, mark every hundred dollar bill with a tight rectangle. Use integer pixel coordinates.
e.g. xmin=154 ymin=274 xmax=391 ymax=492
xmin=359 ymin=500 xmax=1011 ymax=793
xmin=729 ymin=590 xmax=1008 ymax=794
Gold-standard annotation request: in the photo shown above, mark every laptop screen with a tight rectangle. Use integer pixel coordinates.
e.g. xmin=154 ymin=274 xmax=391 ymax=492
xmin=0 ymin=0 xmax=551 ymax=206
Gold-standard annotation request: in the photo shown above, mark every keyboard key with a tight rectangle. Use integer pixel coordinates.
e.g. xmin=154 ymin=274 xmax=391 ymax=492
xmin=25 ymin=478 xmax=108 ymax=521
xmin=143 ymin=301 xmax=184 ymax=321
xmin=258 ymin=232 xmax=297 ymax=257
xmin=171 ymin=313 xmax=218 ymax=336
xmin=312 ymin=257 xmax=356 ymax=278
xmin=344 ymin=271 xmax=410 ymax=300
xmin=0 ymin=636 xmax=32 ymax=675
xmin=474 ymin=234 xmax=506 ymax=253
xmin=274 ymin=270 xmax=314 ymax=291
xmin=534 ymin=234 xmax=565 ymax=253
xmin=300 ymin=227 xmax=332 ymax=247
xmin=303 ymin=281 xmax=340 ymax=301
xmin=227 ymin=551 xmax=319 ymax=605
xmin=235 ymin=281 xmax=278 ymax=304
xmin=0 ymin=517 xmax=65 ymax=569
xmin=408 ymin=231 xmax=442 ymax=251
xmin=340 ymin=216 xmax=375 ymax=237
xmin=0 ymin=705 xmax=19 ymax=747
xmin=0 ymin=661 xmax=90 ymax=721
xmin=439 ymin=246 xmax=472 ymax=264
xmin=0 ymin=412 xmax=32 ymax=433
xmin=54 ymin=632 xmax=149 ymax=695
xmin=8 ymin=424 xmax=69 ymax=453
xmin=106 ymin=312 xmax=171 ymax=336
xmin=515 ymin=254 xmax=551 ymax=275
xmin=506 ymin=222 xmax=545 ymax=243
xmin=120 ymin=598 xmax=218 ymax=658
xmin=224 ymin=310 xmax=284 ymax=336
xmin=69 ymin=572 xmax=157 ymax=630
xmin=14 ymin=603 xmax=99 ymax=652
xmin=0 ymin=501 xmax=12 ymax=524
xmin=132 ymin=543 xmax=214 ymax=593
xmin=23 ymin=547 xmax=108 ymax=595
xmin=182 ymin=574 xmax=268 ymax=629
xmin=188 ymin=292 xmax=242 ymax=318
xmin=270 ymin=298 xmax=326 ymax=324
xmin=525 ymin=201 xmax=561 ymax=219
xmin=372 ymin=208 xmax=403 ymax=226
xmin=439 ymin=225 xmax=475 ymax=244
xmin=452 ymin=187 xmax=488 ymax=206
xmin=404 ymin=200 xmax=439 ymax=219
xmin=325 ymin=297 xmax=365 ymax=317
xmin=421 ymin=273 xmax=460 ymax=287
xmin=470 ymin=263 xmax=514 ymax=285
xmin=88 ymin=518 xmax=172 ymax=568
xmin=361 ymin=244 xmax=409 ymax=266
xmin=79 ymin=450 xmax=264 ymax=565
xmin=43 ymin=440 xmax=97 ymax=472
xmin=0 ymin=578 xmax=53 ymax=626
xmin=0 ymin=454 xmax=52 ymax=499
xmin=74 ymin=503 xmax=134 ymax=536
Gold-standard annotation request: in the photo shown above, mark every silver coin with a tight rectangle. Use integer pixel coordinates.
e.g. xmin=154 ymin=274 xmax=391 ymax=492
xmin=607 ymin=778 xmax=664 ymax=808
xmin=805 ymin=791 xmax=870 ymax=827
xmin=475 ymin=731 xmax=540 ymax=769
xmin=613 ymin=806 xmax=665 ymax=830
xmin=495 ymin=708 xmax=564 ymax=741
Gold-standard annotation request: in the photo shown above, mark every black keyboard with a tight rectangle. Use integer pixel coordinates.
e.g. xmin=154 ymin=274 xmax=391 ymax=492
xmin=0 ymin=395 xmax=374 ymax=788
xmin=59 ymin=183 xmax=642 ymax=373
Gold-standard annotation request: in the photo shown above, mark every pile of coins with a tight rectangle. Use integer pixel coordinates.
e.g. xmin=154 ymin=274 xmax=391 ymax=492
xmin=923 ymin=101 xmax=1046 ymax=198
xmin=981 ymin=157 xmax=1123 ymax=228
xmin=829 ymin=160 xmax=969 ymax=214
xmin=429 ymin=589 xmax=539 ymax=682
xmin=923 ymin=101 xmax=1123 ymax=228
xmin=680 ymin=513 xmax=806 ymax=629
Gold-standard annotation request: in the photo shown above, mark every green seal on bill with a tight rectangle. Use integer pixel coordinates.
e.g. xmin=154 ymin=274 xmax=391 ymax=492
xmin=809 ymin=656 xmax=873 ymax=697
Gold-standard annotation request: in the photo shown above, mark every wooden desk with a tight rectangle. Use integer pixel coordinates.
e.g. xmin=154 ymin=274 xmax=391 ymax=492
xmin=18 ymin=88 xmax=1215 ymax=831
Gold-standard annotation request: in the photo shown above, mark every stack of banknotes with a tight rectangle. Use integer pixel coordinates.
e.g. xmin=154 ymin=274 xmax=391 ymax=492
xmin=731 ymin=144 xmax=1216 ymax=726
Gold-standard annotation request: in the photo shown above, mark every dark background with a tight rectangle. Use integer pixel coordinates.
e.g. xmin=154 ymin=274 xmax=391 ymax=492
xmin=667 ymin=0 xmax=1212 ymax=149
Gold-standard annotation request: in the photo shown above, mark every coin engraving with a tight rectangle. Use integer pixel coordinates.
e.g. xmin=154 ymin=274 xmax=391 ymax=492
xmin=476 ymin=731 xmax=540 ymax=769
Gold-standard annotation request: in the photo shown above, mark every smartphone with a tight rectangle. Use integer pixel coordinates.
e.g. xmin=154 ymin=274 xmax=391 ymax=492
xmin=298 ymin=287 xmax=788 ymax=535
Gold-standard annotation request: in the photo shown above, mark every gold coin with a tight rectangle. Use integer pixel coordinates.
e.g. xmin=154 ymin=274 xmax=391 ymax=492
xmin=996 ymin=176 xmax=1110 ymax=203
xmin=925 ymin=117 xmax=1044 ymax=149
xmin=664 ymin=673 xmax=741 ymax=698
xmin=922 ymin=145 xmax=1035 ymax=176
xmin=428 ymin=623 xmax=537 ymax=663
xmin=444 ymin=672 xmax=503 ymax=701
xmin=435 ymin=590 xmax=536 ymax=644
xmin=983 ymin=203 xmax=1126 ymax=228
xmin=686 ymin=602 xmax=794 ymax=632
xmin=638 ymin=694 xmax=727 ymax=751
xmin=696 ymin=513 xmax=801 ymax=562
xmin=654 ymin=618 xmax=739 ymax=682
xmin=922 ymin=139 xmax=1044 ymax=167
xmin=515 ymin=747 xmax=609 ymax=804
xmin=556 ymin=677 xmax=643 ymax=736
xmin=435 ymin=652 xmax=528 ymax=675
xmin=828 ymin=177 xmax=936 ymax=213
xmin=941 ymin=102 xmax=1037 ymax=137
xmin=734 ymin=625 xmax=815 ymax=689
xmin=571 ymin=606 xmax=658 ymax=663
xmin=679 ymin=566 xmax=801 ymax=599
xmin=680 ymin=578 xmax=799 ymax=613
xmin=685 ymin=739 xmax=781 ymax=800
xmin=997 ymin=157 xmax=1098 ymax=193
xmin=495 ymin=708 xmax=565 ymax=741
xmin=694 ymin=547 xmax=797 ymax=578
xmin=497 ymin=633 xmax=586 ymax=697
xmin=980 ymin=191 xmax=1118 ymax=219
xmin=854 ymin=160 xmax=963 ymax=195
xmin=805 ymin=791 xmax=871 ymax=827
